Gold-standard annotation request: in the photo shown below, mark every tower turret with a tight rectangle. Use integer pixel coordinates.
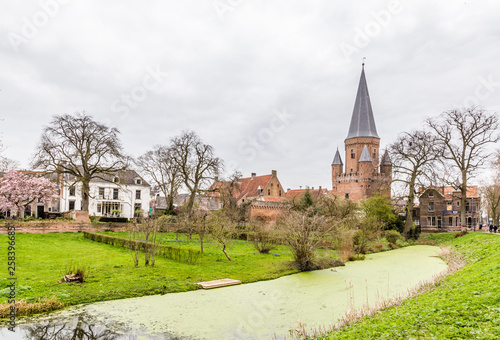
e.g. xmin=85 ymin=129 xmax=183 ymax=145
xmin=358 ymin=145 xmax=374 ymax=176
xmin=331 ymin=148 xmax=343 ymax=184
xmin=344 ymin=64 xmax=380 ymax=173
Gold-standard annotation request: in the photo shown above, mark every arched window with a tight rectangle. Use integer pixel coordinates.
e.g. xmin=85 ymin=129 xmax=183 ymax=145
xmin=350 ymin=149 xmax=355 ymax=159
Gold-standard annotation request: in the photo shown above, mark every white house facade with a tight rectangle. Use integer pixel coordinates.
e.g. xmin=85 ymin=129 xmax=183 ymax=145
xmin=59 ymin=170 xmax=150 ymax=220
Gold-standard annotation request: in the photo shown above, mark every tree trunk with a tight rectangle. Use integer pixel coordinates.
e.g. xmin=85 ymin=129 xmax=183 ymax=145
xmin=404 ymin=175 xmax=416 ymax=238
xmin=460 ymin=171 xmax=467 ymax=233
xmin=186 ymin=190 xmax=197 ymax=216
xmin=200 ymin=233 xmax=204 ymax=253
xmin=81 ymin=180 xmax=90 ymax=211
xmin=222 ymin=244 xmax=232 ymax=261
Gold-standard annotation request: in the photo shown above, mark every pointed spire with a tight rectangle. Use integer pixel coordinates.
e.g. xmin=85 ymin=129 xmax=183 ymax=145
xmin=381 ymin=150 xmax=392 ymax=165
xmin=346 ymin=64 xmax=379 ymax=140
xmin=331 ymin=148 xmax=343 ymax=165
xmin=359 ymin=145 xmax=372 ymax=162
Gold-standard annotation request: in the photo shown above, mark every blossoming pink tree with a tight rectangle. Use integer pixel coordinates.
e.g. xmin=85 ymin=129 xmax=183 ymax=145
xmin=0 ymin=171 xmax=58 ymax=218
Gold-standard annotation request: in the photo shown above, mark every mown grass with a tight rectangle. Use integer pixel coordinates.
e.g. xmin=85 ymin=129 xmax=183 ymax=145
xmin=313 ymin=232 xmax=500 ymax=339
xmin=0 ymin=232 xmax=301 ymax=317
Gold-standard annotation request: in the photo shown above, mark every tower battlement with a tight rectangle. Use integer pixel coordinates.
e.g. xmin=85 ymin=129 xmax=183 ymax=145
xmin=331 ymin=65 xmax=392 ymax=201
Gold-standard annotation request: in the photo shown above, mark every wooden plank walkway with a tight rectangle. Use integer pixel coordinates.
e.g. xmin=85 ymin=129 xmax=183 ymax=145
xmin=197 ymin=278 xmax=242 ymax=289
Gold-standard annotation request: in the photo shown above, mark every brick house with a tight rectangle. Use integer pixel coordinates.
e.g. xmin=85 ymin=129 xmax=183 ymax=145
xmin=418 ymin=186 xmax=480 ymax=230
xmin=206 ymin=170 xmax=288 ymax=220
xmin=330 ymin=64 xmax=392 ymax=201
xmin=286 ymin=186 xmax=329 ymax=203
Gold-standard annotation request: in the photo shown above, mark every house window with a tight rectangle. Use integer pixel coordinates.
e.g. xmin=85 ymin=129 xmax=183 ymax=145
xmin=277 ymin=184 xmax=280 ymax=188
xmin=466 ymin=202 xmax=470 ymax=213
xmin=271 ymin=183 xmax=273 ymax=187
xmin=69 ymin=186 xmax=75 ymax=196
xmin=99 ymin=187 xmax=105 ymax=199
xmin=113 ymin=177 xmax=119 ymax=183
xmin=279 ymin=190 xmax=281 ymax=196
xmin=428 ymin=191 xmax=434 ymax=197
xmin=134 ymin=203 xmax=142 ymax=217
xmin=428 ymin=201 xmax=434 ymax=212
xmin=69 ymin=201 xmax=75 ymax=210
xmin=437 ymin=217 xmax=442 ymax=228
xmin=113 ymin=188 xmax=119 ymax=200
xmin=456 ymin=201 xmax=460 ymax=207
xmin=136 ymin=179 xmax=142 ymax=185
xmin=350 ymin=149 xmax=355 ymax=159
xmin=427 ymin=216 xmax=436 ymax=226
xmin=449 ymin=217 xmax=453 ymax=226
xmin=446 ymin=202 xmax=452 ymax=211
xmin=267 ymin=189 xmax=270 ymax=195
xmin=136 ymin=190 xmax=141 ymax=200
xmin=97 ymin=204 xmax=102 ymax=213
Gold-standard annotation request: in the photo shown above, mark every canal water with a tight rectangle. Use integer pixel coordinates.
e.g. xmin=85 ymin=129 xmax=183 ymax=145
xmin=0 ymin=245 xmax=447 ymax=339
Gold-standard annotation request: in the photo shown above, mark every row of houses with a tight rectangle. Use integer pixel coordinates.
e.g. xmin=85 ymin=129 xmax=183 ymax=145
xmin=9 ymin=170 xmax=151 ymax=220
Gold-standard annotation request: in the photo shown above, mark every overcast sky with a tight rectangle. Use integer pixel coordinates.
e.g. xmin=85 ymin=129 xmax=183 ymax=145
xmin=1 ymin=0 xmax=499 ymax=191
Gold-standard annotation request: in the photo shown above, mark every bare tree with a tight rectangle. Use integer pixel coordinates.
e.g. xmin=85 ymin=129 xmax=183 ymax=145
xmin=426 ymin=107 xmax=499 ymax=232
xmin=169 ymin=131 xmax=223 ymax=215
xmin=207 ymin=211 xmax=235 ymax=261
xmin=136 ymin=145 xmax=181 ymax=213
xmin=389 ymin=130 xmax=440 ymax=237
xmin=278 ymin=209 xmax=338 ymax=271
xmin=481 ymin=183 xmax=500 ymax=227
xmin=32 ymin=112 xmax=127 ymax=211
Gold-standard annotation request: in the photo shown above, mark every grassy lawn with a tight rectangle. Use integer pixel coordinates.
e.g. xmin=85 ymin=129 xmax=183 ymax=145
xmin=315 ymin=232 xmax=500 ymax=339
xmin=0 ymin=231 xmax=300 ymax=315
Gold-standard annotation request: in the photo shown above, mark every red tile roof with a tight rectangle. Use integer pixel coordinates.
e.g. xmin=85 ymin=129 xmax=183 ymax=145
xmin=421 ymin=186 xmax=479 ymax=199
xmin=207 ymin=174 xmax=274 ymax=201
xmin=286 ymin=188 xmax=328 ymax=200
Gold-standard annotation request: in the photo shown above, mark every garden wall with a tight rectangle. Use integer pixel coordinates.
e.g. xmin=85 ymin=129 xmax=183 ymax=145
xmin=0 ymin=221 xmax=130 ymax=234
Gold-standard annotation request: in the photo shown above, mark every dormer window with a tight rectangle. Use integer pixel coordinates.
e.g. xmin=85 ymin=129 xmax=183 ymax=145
xmin=136 ymin=178 xmax=142 ymax=185
xmin=257 ymin=186 xmax=262 ymax=195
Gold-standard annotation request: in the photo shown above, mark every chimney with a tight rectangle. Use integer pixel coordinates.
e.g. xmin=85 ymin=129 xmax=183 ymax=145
xmin=287 ymin=188 xmax=291 ymax=192
xmin=251 ymin=172 xmax=256 ymax=177
xmin=319 ymin=186 xmax=322 ymax=190
xmin=214 ymin=176 xmax=219 ymax=182
xmin=312 ymin=187 xmax=314 ymax=190
xmin=272 ymin=170 xmax=277 ymax=176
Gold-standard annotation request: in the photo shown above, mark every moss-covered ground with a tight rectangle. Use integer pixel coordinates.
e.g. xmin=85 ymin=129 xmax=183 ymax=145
xmin=316 ymin=232 xmax=500 ymax=339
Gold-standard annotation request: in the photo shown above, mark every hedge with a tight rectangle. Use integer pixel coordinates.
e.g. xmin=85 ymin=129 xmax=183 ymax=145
xmin=97 ymin=217 xmax=129 ymax=223
xmin=82 ymin=231 xmax=201 ymax=265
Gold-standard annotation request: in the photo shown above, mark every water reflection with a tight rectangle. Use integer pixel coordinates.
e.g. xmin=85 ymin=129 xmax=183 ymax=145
xmin=24 ymin=315 xmax=119 ymax=340
xmin=1 ymin=313 xmax=187 ymax=340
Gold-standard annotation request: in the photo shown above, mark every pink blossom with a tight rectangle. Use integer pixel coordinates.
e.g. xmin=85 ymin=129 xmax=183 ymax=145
xmin=0 ymin=170 xmax=58 ymax=217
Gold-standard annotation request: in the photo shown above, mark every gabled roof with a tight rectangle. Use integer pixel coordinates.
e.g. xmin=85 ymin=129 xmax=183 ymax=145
xmin=332 ymin=149 xmax=343 ymax=165
xmin=206 ymin=173 xmax=276 ymax=201
xmin=419 ymin=186 xmax=480 ymax=199
xmin=286 ymin=187 xmax=328 ymax=200
xmin=359 ymin=145 xmax=372 ymax=162
xmin=381 ymin=150 xmax=392 ymax=165
xmin=346 ymin=65 xmax=379 ymax=140
xmin=89 ymin=170 xmax=149 ymax=187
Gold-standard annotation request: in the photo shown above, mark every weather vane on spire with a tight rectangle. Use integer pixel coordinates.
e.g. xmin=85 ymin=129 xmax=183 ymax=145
xmin=362 ymin=57 xmax=366 ymax=67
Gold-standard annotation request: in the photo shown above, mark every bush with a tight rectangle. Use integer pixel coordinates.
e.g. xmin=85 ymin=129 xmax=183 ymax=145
xmin=98 ymin=217 xmax=129 ymax=223
xmin=82 ymin=231 xmax=201 ymax=265
xmin=385 ymin=230 xmax=402 ymax=245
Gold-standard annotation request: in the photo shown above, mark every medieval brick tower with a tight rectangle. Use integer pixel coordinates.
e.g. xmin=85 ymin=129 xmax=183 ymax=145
xmin=331 ymin=64 xmax=392 ymax=201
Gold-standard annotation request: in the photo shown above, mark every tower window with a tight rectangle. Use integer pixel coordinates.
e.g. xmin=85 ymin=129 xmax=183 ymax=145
xmin=350 ymin=149 xmax=355 ymax=159
xmin=345 ymin=193 xmax=349 ymax=199
xmin=373 ymin=149 xmax=376 ymax=159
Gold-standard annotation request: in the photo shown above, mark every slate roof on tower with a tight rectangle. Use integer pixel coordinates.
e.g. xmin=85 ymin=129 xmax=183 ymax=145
xmin=359 ymin=145 xmax=372 ymax=162
xmin=332 ymin=149 xmax=343 ymax=165
xmin=381 ymin=150 xmax=392 ymax=165
xmin=346 ymin=65 xmax=379 ymax=140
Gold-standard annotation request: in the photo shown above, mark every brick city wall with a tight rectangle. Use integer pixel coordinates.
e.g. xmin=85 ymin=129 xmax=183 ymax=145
xmin=0 ymin=222 xmax=130 ymax=234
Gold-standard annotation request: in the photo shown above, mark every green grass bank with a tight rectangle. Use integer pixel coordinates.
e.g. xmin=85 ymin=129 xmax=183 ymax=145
xmin=0 ymin=232 xmax=299 ymax=317
xmin=313 ymin=232 xmax=500 ymax=339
